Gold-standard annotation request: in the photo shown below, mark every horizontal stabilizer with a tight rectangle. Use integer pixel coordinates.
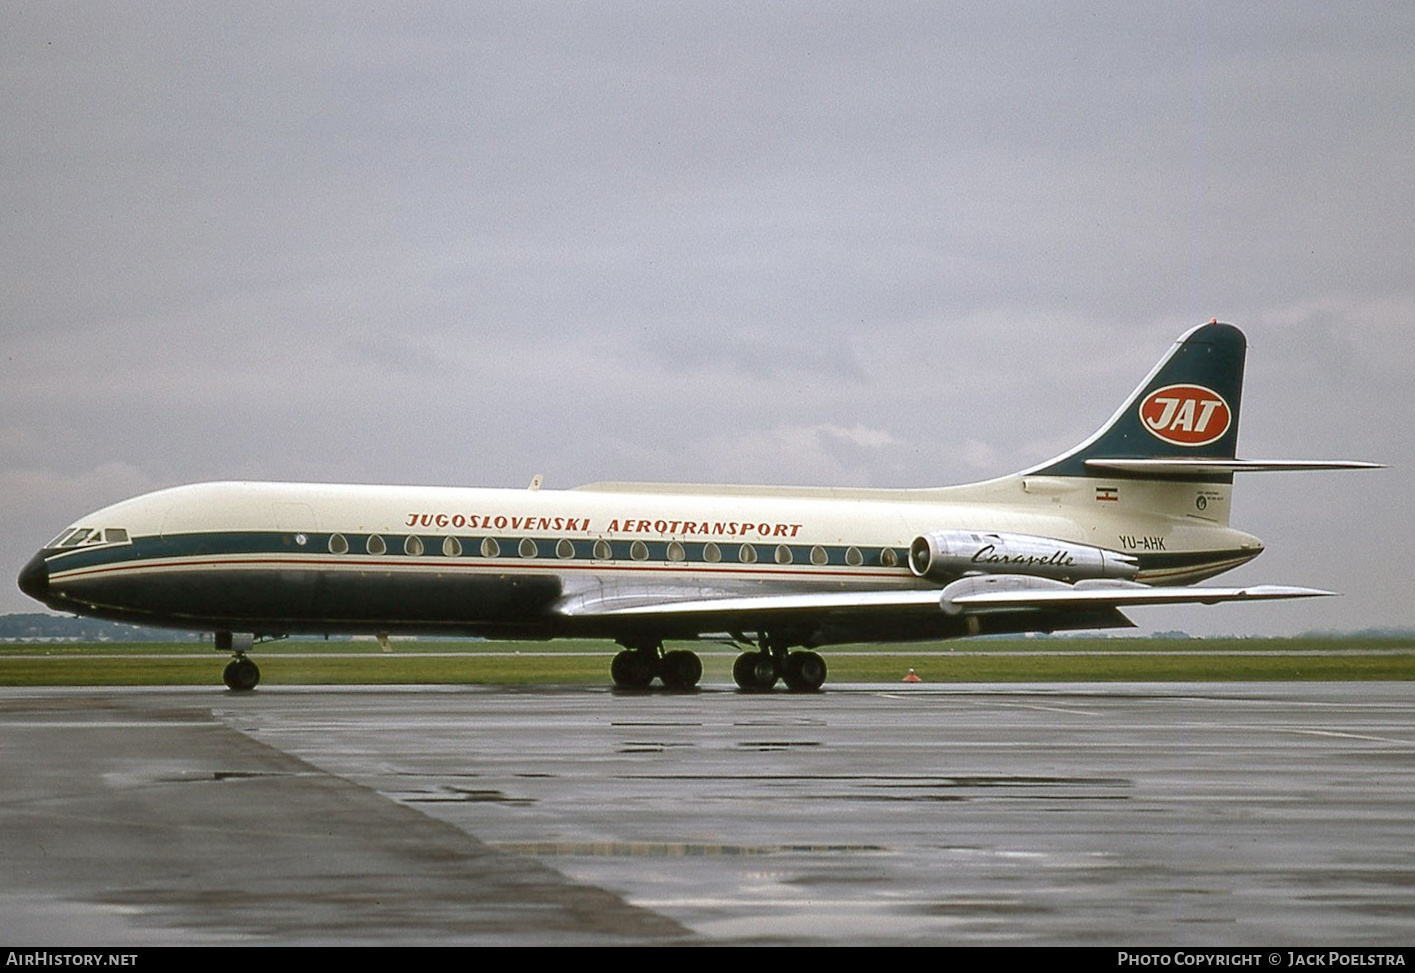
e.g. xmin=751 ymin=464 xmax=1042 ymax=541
xmin=1085 ymin=458 xmax=1383 ymax=475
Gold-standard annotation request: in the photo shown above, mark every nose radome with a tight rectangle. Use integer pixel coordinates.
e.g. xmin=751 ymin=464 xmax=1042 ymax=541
xmin=17 ymin=552 xmax=49 ymax=601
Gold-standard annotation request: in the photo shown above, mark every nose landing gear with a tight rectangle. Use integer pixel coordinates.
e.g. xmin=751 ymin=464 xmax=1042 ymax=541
xmin=216 ymin=631 xmax=261 ymax=691
xmin=222 ymin=655 xmax=261 ymax=691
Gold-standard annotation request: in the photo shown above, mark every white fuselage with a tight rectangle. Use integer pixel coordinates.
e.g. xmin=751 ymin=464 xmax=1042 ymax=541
xmin=24 ymin=474 xmax=1262 ymax=643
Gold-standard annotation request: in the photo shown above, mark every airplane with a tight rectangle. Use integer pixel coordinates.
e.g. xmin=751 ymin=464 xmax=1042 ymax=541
xmin=16 ymin=321 xmax=1379 ymax=692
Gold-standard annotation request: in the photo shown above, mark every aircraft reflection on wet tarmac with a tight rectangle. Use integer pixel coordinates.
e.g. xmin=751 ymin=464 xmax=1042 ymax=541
xmin=3 ymin=682 xmax=1413 ymax=945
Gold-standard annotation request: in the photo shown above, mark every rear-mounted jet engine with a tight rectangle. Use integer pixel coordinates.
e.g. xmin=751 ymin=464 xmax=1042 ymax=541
xmin=908 ymin=529 xmax=1139 ymax=583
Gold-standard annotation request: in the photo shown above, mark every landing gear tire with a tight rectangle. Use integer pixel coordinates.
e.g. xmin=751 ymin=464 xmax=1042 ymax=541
xmin=733 ymin=652 xmax=778 ymax=691
xmin=659 ymin=650 xmax=703 ymax=691
xmin=223 ymin=656 xmax=260 ymax=691
xmin=611 ymin=649 xmax=656 ymax=690
xmin=782 ymin=651 xmax=827 ymax=692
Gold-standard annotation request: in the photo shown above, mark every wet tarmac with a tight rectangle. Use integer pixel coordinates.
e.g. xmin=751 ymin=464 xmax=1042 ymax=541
xmin=2 ymin=682 xmax=1413 ymax=945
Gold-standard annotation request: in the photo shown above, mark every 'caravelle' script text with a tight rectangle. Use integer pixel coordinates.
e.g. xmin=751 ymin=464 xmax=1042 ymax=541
xmin=970 ymin=544 xmax=1076 ymax=568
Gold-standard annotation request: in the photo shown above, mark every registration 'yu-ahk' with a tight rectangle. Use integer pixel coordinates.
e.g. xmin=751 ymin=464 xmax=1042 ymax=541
xmin=17 ymin=322 xmax=1378 ymax=691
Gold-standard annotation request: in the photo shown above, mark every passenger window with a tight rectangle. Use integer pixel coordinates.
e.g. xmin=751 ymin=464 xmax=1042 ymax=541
xmin=880 ymin=548 xmax=898 ymax=568
xmin=329 ymin=533 xmax=349 ymax=555
xmin=519 ymin=538 xmax=538 ymax=558
xmin=810 ymin=545 xmax=828 ymax=565
xmin=845 ymin=546 xmax=863 ymax=567
xmin=703 ymin=542 xmax=722 ymax=563
xmin=666 ymin=541 xmax=685 ymax=562
xmin=480 ymin=537 xmax=500 ymax=558
xmin=738 ymin=544 xmax=757 ymax=564
xmin=367 ymin=535 xmax=387 ymax=555
xmin=556 ymin=538 xmax=575 ymax=559
xmin=630 ymin=540 xmax=649 ymax=561
xmin=443 ymin=536 xmax=462 ymax=557
xmin=405 ymin=536 xmax=424 ymax=556
xmin=593 ymin=539 xmax=612 ymax=560
xmin=775 ymin=545 xmax=793 ymax=564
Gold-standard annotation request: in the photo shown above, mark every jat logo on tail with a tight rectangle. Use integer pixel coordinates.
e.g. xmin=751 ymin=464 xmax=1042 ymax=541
xmin=1138 ymin=384 xmax=1231 ymax=446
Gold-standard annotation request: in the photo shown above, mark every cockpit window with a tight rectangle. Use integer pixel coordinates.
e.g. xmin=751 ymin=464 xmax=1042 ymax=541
xmin=50 ymin=527 xmax=130 ymax=549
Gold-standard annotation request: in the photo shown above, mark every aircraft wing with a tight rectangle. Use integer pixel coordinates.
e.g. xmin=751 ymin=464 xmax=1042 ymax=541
xmin=936 ymin=576 xmax=1333 ymax=614
xmin=557 ymin=576 xmax=1333 ymax=621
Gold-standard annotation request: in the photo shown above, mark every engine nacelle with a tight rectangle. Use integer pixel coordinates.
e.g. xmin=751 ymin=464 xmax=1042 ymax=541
xmin=908 ymin=529 xmax=1138 ymax=583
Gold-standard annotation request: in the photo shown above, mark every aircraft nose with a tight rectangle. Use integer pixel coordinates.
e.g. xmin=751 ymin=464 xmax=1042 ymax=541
xmin=17 ymin=552 xmax=49 ymax=602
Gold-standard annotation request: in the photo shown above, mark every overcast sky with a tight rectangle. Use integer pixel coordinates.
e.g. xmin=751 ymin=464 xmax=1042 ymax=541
xmin=2 ymin=2 xmax=1409 ymax=635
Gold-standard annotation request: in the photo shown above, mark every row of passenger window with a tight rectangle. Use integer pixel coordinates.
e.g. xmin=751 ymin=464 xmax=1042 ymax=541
xmin=321 ymin=533 xmax=900 ymax=568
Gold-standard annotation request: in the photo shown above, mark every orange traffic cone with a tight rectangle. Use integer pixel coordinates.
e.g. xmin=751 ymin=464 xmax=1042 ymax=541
xmin=902 ymin=668 xmax=922 ymax=683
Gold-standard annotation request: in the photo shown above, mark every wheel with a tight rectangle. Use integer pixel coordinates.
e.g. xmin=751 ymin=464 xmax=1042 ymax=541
xmin=611 ymin=649 xmax=630 ymax=686
xmin=610 ymin=649 xmax=654 ymax=689
xmin=782 ymin=651 xmax=827 ymax=692
xmin=732 ymin=652 xmax=756 ymax=689
xmin=733 ymin=652 xmax=777 ymax=691
xmin=611 ymin=650 xmax=635 ymax=688
xmin=223 ymin=657 xmax=260 ymax=691
xmin=659 ymin=650 xmax=702 ymax=691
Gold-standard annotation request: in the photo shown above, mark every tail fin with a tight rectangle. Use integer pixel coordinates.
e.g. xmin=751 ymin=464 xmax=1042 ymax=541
xmin=1027 ymin=321 xmax=1380 ymax=483
xmin=1027 ymin=321 xmax=1247 ymax=481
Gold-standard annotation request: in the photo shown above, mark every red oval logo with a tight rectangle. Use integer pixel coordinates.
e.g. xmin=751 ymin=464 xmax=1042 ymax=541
xmin=1138 ymin=384 xmax=1231 ymax=446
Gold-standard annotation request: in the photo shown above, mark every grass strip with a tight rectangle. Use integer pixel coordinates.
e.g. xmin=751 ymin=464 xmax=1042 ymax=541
xmin=1 ymin=637 xmax=1411 ymax=686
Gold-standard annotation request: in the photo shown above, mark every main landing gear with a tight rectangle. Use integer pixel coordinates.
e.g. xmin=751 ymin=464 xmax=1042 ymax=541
xmin=216 ymin=632 xmax=260 ymax=691
xmin=732 ymin=641 xmax=827 ymax=693
xmin=610 ymin=641 xmax=703 ymax=691
xmin=608 ymin=637 xmax=828 ymax=692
